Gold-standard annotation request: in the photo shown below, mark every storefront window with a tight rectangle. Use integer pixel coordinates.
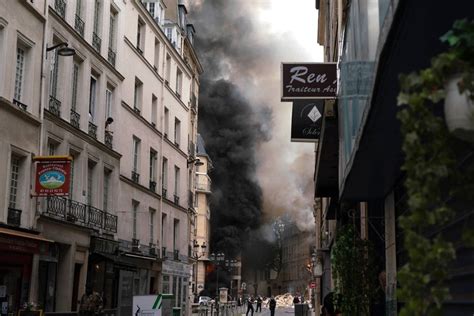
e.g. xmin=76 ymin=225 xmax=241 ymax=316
xmin=162 ymin=275 xmax=170 ymax=293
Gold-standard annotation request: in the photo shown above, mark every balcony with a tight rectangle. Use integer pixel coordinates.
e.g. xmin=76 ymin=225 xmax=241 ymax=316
xmin=173 ymin=249 xmax=180 ymax=261
xmin=162 ymin=187 xmax=167 ymax=198
xmin=70 ymin=109 xmax=80 ymax=129
xmin=49 ymin=95 xmax=61 ymax=117
xmin=132 ymin=238 xmax=140 ymax=252
xmin=13 ymin=99 xmax=27 ymax=111
xmin=88 ymin=121 xmax=97 ymax=139
xmin=75 ymin=14 xmax=85 ymax=37
xmin=104 ymin=130 xmax=113 ymax=148
xmin=149 ymin=243 xmax=157 ymax=256
xmin=131 ymin=171 xmax=140 ymax=183
xmin=43 ymin=196 xmax=118 ymax=233
xmin=149 ymin=180 xmax=157 ymax=192
xmin=108 ymin=48 xmax=116 ymax=66
xmin=173 ymin=195 xmax=180 ymax=205
xmin=54 ymin=0 xmax=66 ymax=18
xmin=92 ymin=32 xmax=101 ymax=53
xmin=7 ymin=208 xmax=21 ymax=227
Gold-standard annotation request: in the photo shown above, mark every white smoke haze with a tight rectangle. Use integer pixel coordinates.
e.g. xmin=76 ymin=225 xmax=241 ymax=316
xmin=189 ymin=0 xmax=323 ymax=232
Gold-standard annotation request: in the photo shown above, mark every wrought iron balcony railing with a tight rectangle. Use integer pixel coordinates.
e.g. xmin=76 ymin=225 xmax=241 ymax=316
xmin=162 ymin=187 xmax=167 ymax=198
xmin=7 ymin=208 xmax=21 ymax=227
xmin=132 ymin=238 xmax=140 ymax=252
xmin=88 ymin=121 xmax=97 ymax=139
xmin=104 ymin=130 xmax=113 ymax=148
xmin=131 ymin=171 xmax=140 ymax=183
xmin=49 ymin=95 xmax=61 ymax=117
xmin=173 ymin=249 xmax=180 ymax=261
xmin=149 ymin=243 xmax=157 ymax=256
xmin=149 ymin=180 xmax=157 ymax=192
xmin=92 ymin=32 xmax=102 ymax=53
xmin=75 ymin=14 xmax=85 ymax=37
xmin=43 ymin=196 xmax=117 ymax=233
xmin=173 ymin=194 xmax=180 ymax=205
xmin=13 ymin=99 xmax=27 ymax=111
xmin=70 ymin=109 xmax=80 ymax=128
xmin=54 ymin=0 xmax=66 ymax=18
xmin=108 ymin=48 xmax=116 ymax=66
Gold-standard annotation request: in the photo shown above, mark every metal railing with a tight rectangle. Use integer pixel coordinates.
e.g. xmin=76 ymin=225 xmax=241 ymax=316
xmin=13 ymin=99 xmax=27 ymax=111
xmin=70 ymin=109 xmax=80 ymax=128
xmin=43 ymin=196 xmax=118 ymax=233
xmin=173 ymin=249 xmax=179 ymax=261
xmin=162 ymin=187 xmax=167 ymax=198
xmin=108 ymin=48 xmax=116 ymax=66
xmin=92 ymin=32 xmax=101 ymax=52
xmin=54 ymin=0 xmax=66 ymax=18
xmin=149 ymin=180 xmax=157 ymax=192
xmin=104 ymin=130 xmax=113 ymax=148
xmin=174 ymin=194 xmax=180 ymax=205
xmin=7 ymin=208 xmax=22 ymax=226
xmin=88 ymin=121 xmax=97 ymax=139
xmin=75 ymin=14 xmax=85 ymax=37
xmin=191 ymin=302 xmax=243 ymax=316
xmin=49 ymin=95 xmax=61 ymax=117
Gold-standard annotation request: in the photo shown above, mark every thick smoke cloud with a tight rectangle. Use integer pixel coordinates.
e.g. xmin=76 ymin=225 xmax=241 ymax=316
xmin=189 ymin=0 xmax=322 ymax=256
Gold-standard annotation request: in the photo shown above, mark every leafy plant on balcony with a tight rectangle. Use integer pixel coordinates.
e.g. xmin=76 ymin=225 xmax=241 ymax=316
xmin=397 ymin=19 xmax=474 ymax=316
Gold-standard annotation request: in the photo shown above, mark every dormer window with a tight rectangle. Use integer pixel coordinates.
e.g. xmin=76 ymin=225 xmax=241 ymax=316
xmin=178 ymin=4 xmax=187 ymax=29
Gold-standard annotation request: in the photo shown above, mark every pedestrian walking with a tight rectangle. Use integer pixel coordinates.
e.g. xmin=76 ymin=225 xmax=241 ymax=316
xmin=79 ymin=286 xmax=103 ymax=316
xmin=269 ymin=296 xmax=276 ymax=316
xmin=246 ymin=296 xmax=255 ymax=316
xmin=255 ymin=296 xmax=262 ymax=312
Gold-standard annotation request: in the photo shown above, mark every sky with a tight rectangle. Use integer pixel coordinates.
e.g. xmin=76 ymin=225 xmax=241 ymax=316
xmin=188 ymin=0 xmax=324 ymax=238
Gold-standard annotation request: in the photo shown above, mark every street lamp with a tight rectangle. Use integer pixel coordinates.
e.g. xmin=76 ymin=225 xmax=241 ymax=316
xmin=46 ymin=42 xmax=76 ymax=57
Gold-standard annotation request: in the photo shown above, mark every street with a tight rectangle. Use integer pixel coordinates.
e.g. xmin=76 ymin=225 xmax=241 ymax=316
xmin=237 ymin=307 xmax=296 ymax=315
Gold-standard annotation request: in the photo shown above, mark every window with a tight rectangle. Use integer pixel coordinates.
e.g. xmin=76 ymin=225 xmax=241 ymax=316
xmin=47 ymin=139 xmax=57 ymax=155
xmin=174 ymin=166 xmax=180 ymax=196
xmin=103 ymin=169 xmax=111 ymax=211
xmin=134 ymin=77 xmax=143 ymax=112
xmin=93 ymin=0 xmax=101 ymax=35
xmin=164 ymin=107 xmax=169 ymax=137
xmin=166 ymin=28 xmax=172 ymax=41
xmin=162 ymin=157 xmax=168 ymax=189
xmin=133 ymin=137 xmax=140 ymax=174
xmin=9 ymin=155 xmax=21 ymax=209
xmin=175 ymin=69 xmax=182 ymax=98
xmin=49 ymin=49 xmax=59 ymax=98
xmin=71 ymin=62 xmax=80 ymax=111
xmin=132 ymin=201 xmax=139 ymax=239
xmin=161 ymin=213 xmax=167 ymax=246
xmin=89 ymin=76 xmax=97 ymax=121
xmin=149 ymin=149 xmax=157 ymax=182
xmin=173 ymin=219 xmax=179 ymax=251
xmin=151 ymin=95 xmax=157 ymax=126
xmin=87 ymin=161 xmax=95 ymax=206
xmin=165 ymin=54 xmax=171 ymax=83
xmin=154 ymin=39 xmax=160 ymax=70
xmin=149 ymin=208 xmax=155 ymax=243
xmin=69 ymin=151 xmax=78 ymax=199
xmin=76 ymin=0 xmax=82 ymax=17
xmin=14 ymin=46 xmax=26 ymax=101
xmin=109 ymin=9 xmax=117 ymax=51
xmin=137 ymin=19 xmax=145 ymax=52
xmin=106 ymin=86 xmax=113 ymax=119
xmin=148 ymin=3 xmax=155 ymax=15
xmin=174 ymin=118 xmax=181 ymax=146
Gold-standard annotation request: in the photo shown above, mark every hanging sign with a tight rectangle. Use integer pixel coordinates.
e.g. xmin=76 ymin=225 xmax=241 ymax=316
xmin=281 ymin=63 xmax=337 ymax=100
xmin=34 ymin=156 xmax=72 ymax=196
xmin=291 ymin=100 xmax=324 ymax=142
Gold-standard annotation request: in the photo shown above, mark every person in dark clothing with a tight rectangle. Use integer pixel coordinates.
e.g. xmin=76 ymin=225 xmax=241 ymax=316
xmin=246 ymin=297 xmax=255 ymax=316
xmin=256 ymin=296 xmax=262 ymax=312
xmin=269 ymin=296 xmax=277 ymax=316
xmin=293 ymin=295 xmax=300 ymax=305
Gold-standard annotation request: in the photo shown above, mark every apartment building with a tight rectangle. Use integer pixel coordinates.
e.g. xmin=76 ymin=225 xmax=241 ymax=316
xmin=0 ymin=0 xmax=202 ymax=315
xmin=314 ymin=0 xmax=474 ymax=314
xmin=0 ymin=0 xmax=46 ymax=313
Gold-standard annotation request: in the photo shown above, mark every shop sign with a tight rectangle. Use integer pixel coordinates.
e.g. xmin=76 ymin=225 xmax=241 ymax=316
xmin=0 ymin=235 xmax=40 ymax=253
xmin=281 ymin=63 xmax=337 ymax=100
xmin=34 ymin=157 xmax=72 ymax=196
xmin=291 ymin=100 xmax=324 ymax=142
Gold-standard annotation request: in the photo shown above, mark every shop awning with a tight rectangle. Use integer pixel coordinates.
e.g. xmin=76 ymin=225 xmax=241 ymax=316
xmin=0 ymin=227 xmax=53 ymax=243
